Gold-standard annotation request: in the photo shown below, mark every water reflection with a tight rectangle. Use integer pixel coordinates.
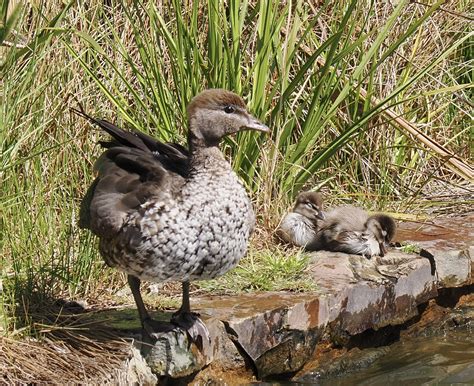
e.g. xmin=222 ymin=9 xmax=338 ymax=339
xmin=303 ymin=328 xmax=474 ymax=385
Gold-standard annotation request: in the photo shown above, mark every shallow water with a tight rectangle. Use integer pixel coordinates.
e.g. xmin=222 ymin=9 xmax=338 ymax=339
xmin=301 ymin=328 xmax=474 ymax=385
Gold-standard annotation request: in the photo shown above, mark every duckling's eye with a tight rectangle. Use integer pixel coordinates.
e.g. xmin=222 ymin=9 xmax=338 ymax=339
xmin=224 ymin=105 xmax=235 ymax=114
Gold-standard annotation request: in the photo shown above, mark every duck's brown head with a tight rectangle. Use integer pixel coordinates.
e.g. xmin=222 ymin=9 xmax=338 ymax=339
xmin=187 ymin=89 xmax=269 ymax=147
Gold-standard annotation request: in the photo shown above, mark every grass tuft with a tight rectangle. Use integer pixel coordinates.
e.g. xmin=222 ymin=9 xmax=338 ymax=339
xmin=198 ymin=246 xmax=317 ymax=294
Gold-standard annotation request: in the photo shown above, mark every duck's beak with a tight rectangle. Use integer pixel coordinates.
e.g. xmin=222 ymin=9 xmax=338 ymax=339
xmin=244 ymin=118 xmax=270 ymax=133
xmin=316 ymin=210 xmax=326 ymax=220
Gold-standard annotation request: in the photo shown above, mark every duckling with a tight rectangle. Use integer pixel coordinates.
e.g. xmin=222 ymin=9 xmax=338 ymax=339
xmin=364 ymin=214 xmax=397 ymax=256
xmin=277 ymin=191 xmax=325 ymax=247
xmin=74 ymin=89 xmax=269 ymax=342
xmin=309 ymin=206 xmax=396 ymax=258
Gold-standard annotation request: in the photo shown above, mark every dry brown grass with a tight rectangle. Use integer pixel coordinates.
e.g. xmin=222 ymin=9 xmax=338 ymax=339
xmin=0 ymin=319 xmax=132 ymax=384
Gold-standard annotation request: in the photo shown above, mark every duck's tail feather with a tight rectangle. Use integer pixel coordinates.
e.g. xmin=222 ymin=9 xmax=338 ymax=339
xmin=71 ymin=106 xmax=152 ymax=152
xmin=72 ymin=104 xmax=190 ymax=176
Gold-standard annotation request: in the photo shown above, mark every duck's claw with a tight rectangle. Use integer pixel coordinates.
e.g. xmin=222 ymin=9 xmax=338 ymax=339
xmin=171 ymin=311 xmax=211 ymax=352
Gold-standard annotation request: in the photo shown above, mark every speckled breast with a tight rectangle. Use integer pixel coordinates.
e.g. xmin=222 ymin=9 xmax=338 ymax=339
xmin=100 ymin=168 xmax=255 ymax=282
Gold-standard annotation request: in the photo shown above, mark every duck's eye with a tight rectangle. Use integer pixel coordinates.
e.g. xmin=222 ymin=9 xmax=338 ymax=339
xmin=224 ymin=105 xmax=235 ymax=114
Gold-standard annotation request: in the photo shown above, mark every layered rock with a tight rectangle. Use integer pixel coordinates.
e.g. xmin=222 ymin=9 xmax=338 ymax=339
xmin=103 ymin=214 xmax=473 ymax=381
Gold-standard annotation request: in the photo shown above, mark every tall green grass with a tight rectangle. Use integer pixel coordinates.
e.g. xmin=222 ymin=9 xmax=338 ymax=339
xmin=64 ymin=0 xmax=472 ymax=200
xmin=1 ymin=0 xmax=472 ymax=332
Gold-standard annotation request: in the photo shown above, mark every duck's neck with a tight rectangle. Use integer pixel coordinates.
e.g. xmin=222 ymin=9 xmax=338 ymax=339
xmin=188 ymin=138 xmax=230 ymax=174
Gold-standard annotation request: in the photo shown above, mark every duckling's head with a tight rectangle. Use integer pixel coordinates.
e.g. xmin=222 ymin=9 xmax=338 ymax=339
xmin=187 ymin=89 xmax=269 ymax=147
xmin=366 ymin=214 xmax=396 ymax=256
xmin=293 ymin=191 xmax=325 ymax=222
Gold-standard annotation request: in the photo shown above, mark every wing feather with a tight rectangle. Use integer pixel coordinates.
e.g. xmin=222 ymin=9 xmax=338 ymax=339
xmin=74 ymin=108 xmax=188 ymax=238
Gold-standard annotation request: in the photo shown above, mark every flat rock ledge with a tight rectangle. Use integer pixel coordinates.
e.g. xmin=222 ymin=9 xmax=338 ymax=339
xmin=113 ymin=215 xmax=473 ymax=382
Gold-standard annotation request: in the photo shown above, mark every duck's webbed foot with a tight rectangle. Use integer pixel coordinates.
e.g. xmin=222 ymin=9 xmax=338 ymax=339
xmin=171 ymin=310 xmax=210 ymax=350
xmin=170 ymin=281 xmax=211 ymax=350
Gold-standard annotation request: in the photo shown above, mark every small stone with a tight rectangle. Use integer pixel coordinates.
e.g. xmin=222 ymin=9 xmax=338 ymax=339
xmin=144 ymin=329 xmax=209 ymax=378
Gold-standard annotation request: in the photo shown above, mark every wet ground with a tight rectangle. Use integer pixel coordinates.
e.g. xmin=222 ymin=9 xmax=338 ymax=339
xmin=19 ymin=213 xmax=468 ymax=384
xmin=300 ymin=327 xmax=474 ymax=385
xmin=284 ymin=291 xmax=474 ymax=385
xmin=394 ymin=213 xmax=473 ymax=251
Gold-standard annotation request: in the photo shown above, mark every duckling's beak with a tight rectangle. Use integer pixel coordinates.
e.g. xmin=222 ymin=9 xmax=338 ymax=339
xmin=244 ymin=118 xmax=270 ymax=133
xmin=316 ymin=210 xmax=326 ymax=220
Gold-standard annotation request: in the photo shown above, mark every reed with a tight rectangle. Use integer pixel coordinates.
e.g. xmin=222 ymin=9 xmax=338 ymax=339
xmin=1 ymin=0 xmax=472 ymax=335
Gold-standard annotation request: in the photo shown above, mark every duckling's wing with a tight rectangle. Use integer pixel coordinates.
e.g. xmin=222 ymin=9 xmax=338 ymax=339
xmin=308 ymin=217 xmax=358 ymax=251
xmin=323 ymin=206 xmax=368 ymax=231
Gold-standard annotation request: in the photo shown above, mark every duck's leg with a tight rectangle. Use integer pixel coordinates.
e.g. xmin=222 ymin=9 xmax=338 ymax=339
xmin=128 ymin=275 xmax=151 ymax=324
xmin=128 ymin=275 xmax=172 ymax=336
xmin=171 ymin=281 xmax=210 ymax=348
xmin=179 ymin=281 xmax=191 ymax=313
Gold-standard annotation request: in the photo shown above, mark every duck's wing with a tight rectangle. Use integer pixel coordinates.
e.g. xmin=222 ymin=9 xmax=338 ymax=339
xmin=74 ymin=109 xmax=187 ymax=238
xmin=71 ymin=107 xmax=189 ymax=176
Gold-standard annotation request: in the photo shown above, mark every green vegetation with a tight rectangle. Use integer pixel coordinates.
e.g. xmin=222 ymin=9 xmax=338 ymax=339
xmin=199 ymin=247 xmax=316 ymax=293
xmin=1 ymin=0 xmax=472 ymax=336
xmin=399 ymin=243 xmax=421 ymax=255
